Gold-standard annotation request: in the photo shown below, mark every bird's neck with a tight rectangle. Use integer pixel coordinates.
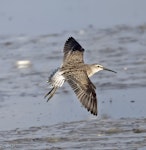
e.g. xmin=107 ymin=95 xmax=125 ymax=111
xmin=85 ymin=64 xmax=98 ymax=77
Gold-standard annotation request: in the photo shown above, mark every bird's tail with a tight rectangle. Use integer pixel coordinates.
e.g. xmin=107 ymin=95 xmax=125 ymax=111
xmin=44 ymin=86 xmax=58 ymax=102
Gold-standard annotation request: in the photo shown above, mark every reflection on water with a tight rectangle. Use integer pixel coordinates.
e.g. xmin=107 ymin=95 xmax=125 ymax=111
xmin=0 ymin=25 xmax=146 ymax=149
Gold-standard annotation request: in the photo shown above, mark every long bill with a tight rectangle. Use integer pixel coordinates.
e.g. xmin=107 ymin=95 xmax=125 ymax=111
xmin=103 ymin=67 xmax=117 ymax=73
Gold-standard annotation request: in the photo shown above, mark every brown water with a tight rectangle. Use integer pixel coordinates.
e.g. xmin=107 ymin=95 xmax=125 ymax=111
xmin=0 ymin=25 xmax=146 ymax=149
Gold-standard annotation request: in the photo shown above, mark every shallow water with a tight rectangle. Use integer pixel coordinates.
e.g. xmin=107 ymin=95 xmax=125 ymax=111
xmin=0 ymin=118 xmax=146 ymax=150
xmin=0 ymin=25 xmax=146 ymax=149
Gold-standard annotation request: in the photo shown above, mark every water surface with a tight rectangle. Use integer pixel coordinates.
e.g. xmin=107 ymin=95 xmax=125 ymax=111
xmin=0 ymin=25 xmax=146 ymax=149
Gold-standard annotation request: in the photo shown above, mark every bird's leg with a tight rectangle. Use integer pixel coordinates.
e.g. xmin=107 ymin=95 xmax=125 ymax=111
xmin=44 ymin=87 xmax=58 ymax=102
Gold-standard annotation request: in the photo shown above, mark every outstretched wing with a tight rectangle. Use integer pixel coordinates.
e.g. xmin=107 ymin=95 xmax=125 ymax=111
xmin=63 ymin=37 xmax=85 ymax=66
xmin=64 ymin=71 xmax=97 ymax=115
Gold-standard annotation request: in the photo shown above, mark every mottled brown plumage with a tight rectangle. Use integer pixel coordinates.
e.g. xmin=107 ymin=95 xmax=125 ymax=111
xmin=45 ymin=37 xmax=116 ymax=115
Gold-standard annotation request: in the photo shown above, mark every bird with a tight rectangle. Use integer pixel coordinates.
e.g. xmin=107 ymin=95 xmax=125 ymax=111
xmin=45 ymin=37 xmax=116 ymax=116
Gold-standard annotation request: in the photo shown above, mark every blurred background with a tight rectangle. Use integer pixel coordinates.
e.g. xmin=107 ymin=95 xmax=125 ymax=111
xmin=0 ymin=0 xmax=146 ymax=35
xmin=0 ymin=0 xmax=146 ymax=149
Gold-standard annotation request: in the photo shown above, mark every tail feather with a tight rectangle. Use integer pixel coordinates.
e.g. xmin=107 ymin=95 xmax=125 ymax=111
xmin=44 ymin=87 xmax=58 ymax=102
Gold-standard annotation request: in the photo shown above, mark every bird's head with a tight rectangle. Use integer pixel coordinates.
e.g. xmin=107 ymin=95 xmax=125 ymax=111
xmin=93 ymin=64 xmax=117 ymax=73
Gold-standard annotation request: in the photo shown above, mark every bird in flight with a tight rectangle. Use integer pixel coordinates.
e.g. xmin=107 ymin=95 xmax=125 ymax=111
xmin=45 ymin=37 xmax=116 ymax=115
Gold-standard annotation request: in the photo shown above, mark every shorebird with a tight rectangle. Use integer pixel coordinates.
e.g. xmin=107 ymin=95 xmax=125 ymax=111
xmin=45 ymin=37 xmax=116 ymax=115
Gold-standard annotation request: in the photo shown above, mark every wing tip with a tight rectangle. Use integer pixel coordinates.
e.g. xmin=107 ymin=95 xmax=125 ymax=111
xmin=91 ymin=111 xmax=98 ymax=116
xmin=88 ymin=108 xmax=98 ymax=116
xmin=65 ymin=37 xmax=84 ymax=52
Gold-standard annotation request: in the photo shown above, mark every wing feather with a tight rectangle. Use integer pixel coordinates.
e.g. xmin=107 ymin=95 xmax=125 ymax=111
xmin=64 ymin=71 xmax=97 ymax=115
xmin=63 ymin=37 xmax=84 ymax=66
